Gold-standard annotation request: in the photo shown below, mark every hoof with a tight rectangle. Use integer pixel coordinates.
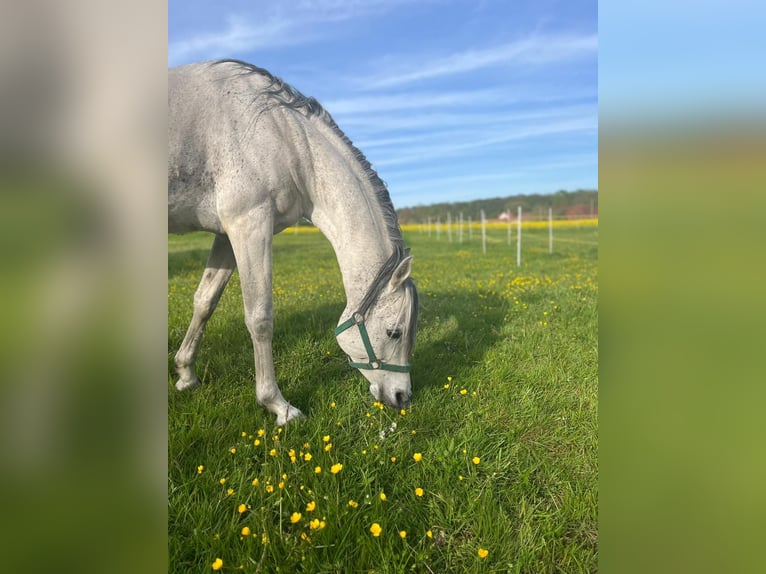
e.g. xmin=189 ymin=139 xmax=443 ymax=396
xmin=276 ymin=405 xmax=305 ymax=426
xmin=175 ymin=377 xmax=201 ymax=391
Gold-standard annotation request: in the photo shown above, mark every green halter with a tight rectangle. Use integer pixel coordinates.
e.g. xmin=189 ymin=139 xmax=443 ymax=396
xmin=334 ymin=311 xmax=411 ymax=373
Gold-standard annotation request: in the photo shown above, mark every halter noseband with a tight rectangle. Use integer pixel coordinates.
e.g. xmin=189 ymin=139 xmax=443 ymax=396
xmin=334 ymin=311 xmax=411 ymax=373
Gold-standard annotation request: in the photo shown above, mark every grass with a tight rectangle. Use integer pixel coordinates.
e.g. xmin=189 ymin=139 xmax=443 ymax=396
xmin=169 ymin=223 xmax=598 ymax=573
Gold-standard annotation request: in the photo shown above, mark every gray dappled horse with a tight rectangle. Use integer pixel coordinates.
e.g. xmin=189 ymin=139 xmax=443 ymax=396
xmin=169 ymin=60 xmax=418 ymax=425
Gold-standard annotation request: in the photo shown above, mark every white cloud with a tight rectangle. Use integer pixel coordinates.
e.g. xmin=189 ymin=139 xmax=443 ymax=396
xmin=362 ymin=33 xmax=598 ymax=89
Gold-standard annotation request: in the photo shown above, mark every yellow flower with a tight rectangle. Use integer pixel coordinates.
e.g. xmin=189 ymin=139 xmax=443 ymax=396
xmin=288 ymin=449 xmax=296 ymax=457
xmin=290 ymin=512 xmax=302 ymax=524
xmin=269 ymin=448 xmax=277 ymax=457
xmin=348 ymin=499 xmax=359 ymax=509
xmin=261 ymin=533 xmax=269 ymax=545
xmin=370 ymin=523 xmax=382 ymax=537
xmin=257 ymin=429 xmax=265 ymax=437
xmin=251 ymin=478 xmax=259 ymax=487
xmin=478 ymin=548 xmax=489 ymax=559
xmin=390 ymin=456 xmax=397 ymax=463
xmin=241 ymin=526 xmax=251 ymax=536
xmin=458 ymin=475 xmax=464 ymax=481
xmin=306 ymin=501 xmax=316 ymax=512
xmin=379 ymin=492 xmax=387 ymax=501
xmin=314 ymin=466 xmax=322 ymax=474
xmin=414 ymin=487 xmax=424 ymax=497
xmin=399 ymin=530 xmax=407 ymax=539
xmin=229 ymin=447 xmax=236 ymax=454
xmin=330 ymin=401 xmax=336 ymax=408
xmin=278 ymin=481 xmax=285 ymax=489
xmin=413 ymin=452 xmax=423 ymax=462
xmin=241 ymin=431 xmax=247 ymax=437
xmin=303 ymin=452 xmax=312 ymax=461
xmin=447 ymin=376 xmax=453 ymax=382
xmin=443 ymin=384 xmax=450 ymax=389
xmin=212 ymin=558 xmax=223 ymax=570
xmin=226 ymin=488 xmax=234 ymax=496
xmin=400 ymin=409 xmax=406 ymax=416
xmin=265 ymin=484 xmax=274 ymax=493
xmin=460 ymin=389 xmax=468 ymax=395
xmin=322 ymin=435 xmax=331 ymax=442
xmin=219 ymin=478 xmax=226 ymax=485
xmin=472 ymin=457 xmax=481 ymax=465
xmin=237 ymin=503 xmax=247 ymax=514
xmin=426 ymin=530 xmax=433 ymax=538
xmin=254 ymin=439 xmax=261 ymax=446
xmin=324 ymin=443 xmax=333 ymax=452
xmin=411 ymin=430 xmax=417 ymax=435
xmin=330 ymin=463 xmax=343 ymax=474
xmin=197 ymin=465 xmax=204 ymax=474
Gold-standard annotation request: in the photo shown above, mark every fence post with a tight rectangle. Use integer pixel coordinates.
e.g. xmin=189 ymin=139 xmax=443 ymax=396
xmin=436 ymin=217 xmax=441 ymax=241
xmin=548 ymin=207 xmax=553 ymax=254
xmin=516 ymin=206 xmax=522 ymax=267
xmin=481 ymin=209 xmax=487 ymax=255
xmin=459 ymin=212 xmax=463 ymax=243
xmin=447 ymin=212 xmax=452 ymax=243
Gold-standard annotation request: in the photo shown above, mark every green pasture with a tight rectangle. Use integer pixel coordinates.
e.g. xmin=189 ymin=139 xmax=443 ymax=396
xmin=169 ymin=224 xmax=598 ymax=573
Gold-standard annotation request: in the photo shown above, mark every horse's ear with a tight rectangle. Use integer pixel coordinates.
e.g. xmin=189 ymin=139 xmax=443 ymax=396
xmin=389 ymin=256 xmax=413 ymax=291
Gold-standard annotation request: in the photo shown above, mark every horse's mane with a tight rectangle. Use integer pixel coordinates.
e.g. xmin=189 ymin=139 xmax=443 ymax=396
xmin=210 ymin=59 xmax=404 ymax=253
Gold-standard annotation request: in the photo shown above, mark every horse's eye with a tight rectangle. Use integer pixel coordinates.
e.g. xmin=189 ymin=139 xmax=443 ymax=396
xmin=386 ymin=328 xmax=402 ymax=340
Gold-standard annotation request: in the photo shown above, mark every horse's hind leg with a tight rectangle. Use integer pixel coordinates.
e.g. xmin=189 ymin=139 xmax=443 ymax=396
xmin=226 ymin=212 xmax=304 ymax=425
xmin=174 ymin=233 xmax=236 ymax=391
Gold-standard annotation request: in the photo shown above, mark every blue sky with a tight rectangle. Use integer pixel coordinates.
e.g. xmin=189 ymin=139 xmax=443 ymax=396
xmin=169 ymin=0 xmax=597 ymax=208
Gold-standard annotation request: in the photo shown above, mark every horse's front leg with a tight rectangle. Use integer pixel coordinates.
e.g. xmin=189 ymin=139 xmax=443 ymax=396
xmin=227 ymin=215 xmax=304 ymax=425
xmin=175 ymin=233 xmax=236 ymax=390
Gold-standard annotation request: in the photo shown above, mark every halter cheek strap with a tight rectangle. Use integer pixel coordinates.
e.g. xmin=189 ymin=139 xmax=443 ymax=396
xmin=334 ymin=312 xmax=411 ymax=373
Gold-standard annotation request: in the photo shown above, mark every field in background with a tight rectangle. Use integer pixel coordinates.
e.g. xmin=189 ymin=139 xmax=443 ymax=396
xmin=169 ymin=223 xmax=598 ymax=572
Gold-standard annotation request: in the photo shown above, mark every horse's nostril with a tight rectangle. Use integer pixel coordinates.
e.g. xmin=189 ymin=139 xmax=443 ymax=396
xmin=395 ymin=391 xmax=411 ymax=408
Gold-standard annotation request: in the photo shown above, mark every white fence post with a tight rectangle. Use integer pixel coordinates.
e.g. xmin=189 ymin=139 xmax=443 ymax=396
xmin=436 ymin=217 xmax=441 ymax=241
xmin=548 ymin=207 xmax=553 ymax=254
xmin=459 ymin=212 xmax=463 ymax=243
xmin=447 ymin=212 xmax=452 ymax=243
xmin=516 ymin=206 xmax=522 ymax=267
xmin=481 ymin=209 xmax=487 ymax=255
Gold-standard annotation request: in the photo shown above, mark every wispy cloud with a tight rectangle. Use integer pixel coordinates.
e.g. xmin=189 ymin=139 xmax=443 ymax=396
xmin=169 ymin=0 xmax=422 ymax=65
xmin=361 ymin=33 xmax=597 ymax=89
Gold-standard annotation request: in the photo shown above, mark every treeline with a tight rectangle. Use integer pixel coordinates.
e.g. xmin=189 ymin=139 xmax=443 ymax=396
xmin=396 ymin=189 xmax=598 ymax=223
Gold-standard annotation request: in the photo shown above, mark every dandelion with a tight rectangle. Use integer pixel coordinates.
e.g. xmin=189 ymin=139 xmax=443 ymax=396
xmin=254 ymin=439 xmax=261 ymax=446
xmin=460 ymin=389 xmax=468 ymax=395
xmin=241 ymin=526 xmax=251 ymax=536
xmin=322 ymin=435 xmax=331 ymax=443
xmin=197 ymin=465 xmax=204 ymax=474
xmin=269 ymin=448 xmax=277 ymax=457
xmin=324 ymin=443 xmax=333 ymax=452
xmin=399 ymin=530 xmax=407 ymax=539
xmin=348 ymin=499 xmax=359 ymax=509
xmin=212 ymin=558 xmax=223 ymax=570
xmin=413 ymin=452 xmax=423 ymax=462
xmin=370 ymin=523 xmax=382 ymax=537
xmin=415 ymin=487 xmax=424 ymax=497
xmin=290 ymin=512 xmax=302 ymax=524
xmin=306 ymin=501 xmax=316 ymax=512
xmin=251 ymin=478 xmax=259 ymax=487
xmin=426 ymin=530 xmax=433 ymax=538
xmin=237 ymin=504 xmax=247 ymax=514
xmin=330 ymin=463 xmax=343 ymax=474
xmin=257 ymin=429 xmax=265 ymax=437
xmin=379 ymin=492 xmax=387 ymax=501
xmin=219 ymin=478 xmax=227 ymax=485
xmin=314 ymin=466 xmax=322 ymax=474
xmin=265 ymin=485 xmax=274 ymax=493
xmin=226 ymin=488 xmax=234 ymax=496
xmin=304 ymin=452 xmax=312 ymax=461
xmin=472 ymin=456 xmax=481 ymax=465
xmin=478 ymin=548 xmax=489 ymax=559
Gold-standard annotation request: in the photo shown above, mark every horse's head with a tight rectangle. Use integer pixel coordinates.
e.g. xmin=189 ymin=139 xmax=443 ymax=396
xmin=335 ymin=254 xmax=418 ymax=410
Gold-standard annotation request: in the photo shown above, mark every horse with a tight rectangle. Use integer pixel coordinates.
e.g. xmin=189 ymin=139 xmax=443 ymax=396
xmin=168 ymin=60 xmax=419 ymax=425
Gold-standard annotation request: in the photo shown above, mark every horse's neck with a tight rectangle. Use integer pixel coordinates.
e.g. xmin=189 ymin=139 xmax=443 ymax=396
xmin=311 ymin=193 xmax=394 ymax=311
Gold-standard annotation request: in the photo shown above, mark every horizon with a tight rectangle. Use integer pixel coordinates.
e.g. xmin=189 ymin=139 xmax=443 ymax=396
xmin=169 ymin=1 xmax=598 ymax=208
